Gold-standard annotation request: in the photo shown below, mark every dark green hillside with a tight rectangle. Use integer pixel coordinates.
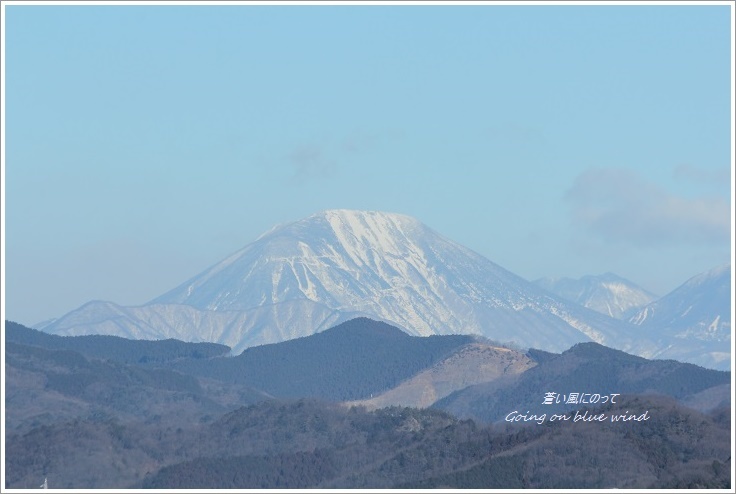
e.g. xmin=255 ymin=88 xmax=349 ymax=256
xmin=171 ymin=317 xmax=475 ymax=401
xmin=5 ymin=320 xmax=231 ymax=364
xmin=435 ymin=342 xmax=731 ymax=423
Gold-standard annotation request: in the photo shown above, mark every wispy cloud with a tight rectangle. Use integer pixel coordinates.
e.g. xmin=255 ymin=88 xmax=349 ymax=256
xmin=566 ymin=167 xmax=731 ymax=247
xmin=285 ymin=145 xmax=338 ymax=184
xmin=282 ymin=131 xmax=401 ymax=185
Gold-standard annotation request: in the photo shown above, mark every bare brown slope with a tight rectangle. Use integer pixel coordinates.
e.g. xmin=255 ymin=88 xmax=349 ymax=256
xmin=346 ymin=343 xmax=535 ymax=410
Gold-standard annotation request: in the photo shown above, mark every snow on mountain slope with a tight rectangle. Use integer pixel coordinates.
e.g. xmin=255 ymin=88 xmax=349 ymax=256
xmin=534 ymin=273 xmax=657 ymax=319
xmin=39 ymin=299 xmax=368 ymax=355
xmin=622 ymin=264 xmax=731 ymax=370
xmin=40 ymin=210 xmax=655 ymax=356
xmin=629 ymin=263 xmax=731 ymax=341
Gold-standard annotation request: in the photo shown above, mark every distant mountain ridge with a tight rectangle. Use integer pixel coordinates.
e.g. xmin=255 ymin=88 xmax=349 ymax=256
xmin=36 ymin=210 xmax=651 ymax=355
xmin=629 ymin=264 xmax=730 ymax=341
xmin=534 ymin=272 xmax=657 ymax=319
xmin=628 ymin=264 xmax=731 ymax=370
xmin=35 ymin=209 xmax=728 ymax=369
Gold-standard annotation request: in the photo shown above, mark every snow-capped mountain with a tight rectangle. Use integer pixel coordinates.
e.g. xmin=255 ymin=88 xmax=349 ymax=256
xmin=629 ymin=263 xmax=730 ymax=339
xmin=40 ymin=210 xmax=650 ymax=356
xmin=533 ymin=273 xmax=657 ymax=319
xmin=628 ymin=264 xmax=731 ymax=369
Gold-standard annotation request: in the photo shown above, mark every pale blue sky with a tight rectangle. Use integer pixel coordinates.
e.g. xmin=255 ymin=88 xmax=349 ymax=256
xmin=3 ymin=3 xmax=733 ymax=326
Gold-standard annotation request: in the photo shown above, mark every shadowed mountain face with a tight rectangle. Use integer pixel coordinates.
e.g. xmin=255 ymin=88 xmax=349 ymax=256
xmin=39 ymin=209 xmax=649 ymax=357
xmin=168 ymin=317 xmax=477 ymax=402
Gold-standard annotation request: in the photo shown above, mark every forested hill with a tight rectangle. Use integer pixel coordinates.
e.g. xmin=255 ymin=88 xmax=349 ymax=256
xmin=5 ymin=320 xmax=230 ymax=364
xmin=435 ymin=341 xmax=731 ymax=423
xmin=170 ymin=317 xmax=476 ymax=401
xmin=4 ymin=319 xmax=732 ymax=489
xmin=12 ymin=396 xmax=718 ymax=490
xmin=5 ymin=339 xmax=272 ymax=435
xmin=6 ymin=395 xmax=730 ymax=489
xmin=6 ymin=318 xmax=478 ymax=403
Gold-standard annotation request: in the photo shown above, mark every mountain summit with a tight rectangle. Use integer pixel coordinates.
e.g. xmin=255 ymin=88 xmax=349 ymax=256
xmin=38 ymin=210 xmax=652 ymax=359
xmin=153 ymin=209 xmax=466 ymax=316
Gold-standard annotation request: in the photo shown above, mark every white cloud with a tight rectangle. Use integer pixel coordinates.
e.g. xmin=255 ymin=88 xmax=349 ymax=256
xmin=566 ymin=167 xmax=731 ymax=247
